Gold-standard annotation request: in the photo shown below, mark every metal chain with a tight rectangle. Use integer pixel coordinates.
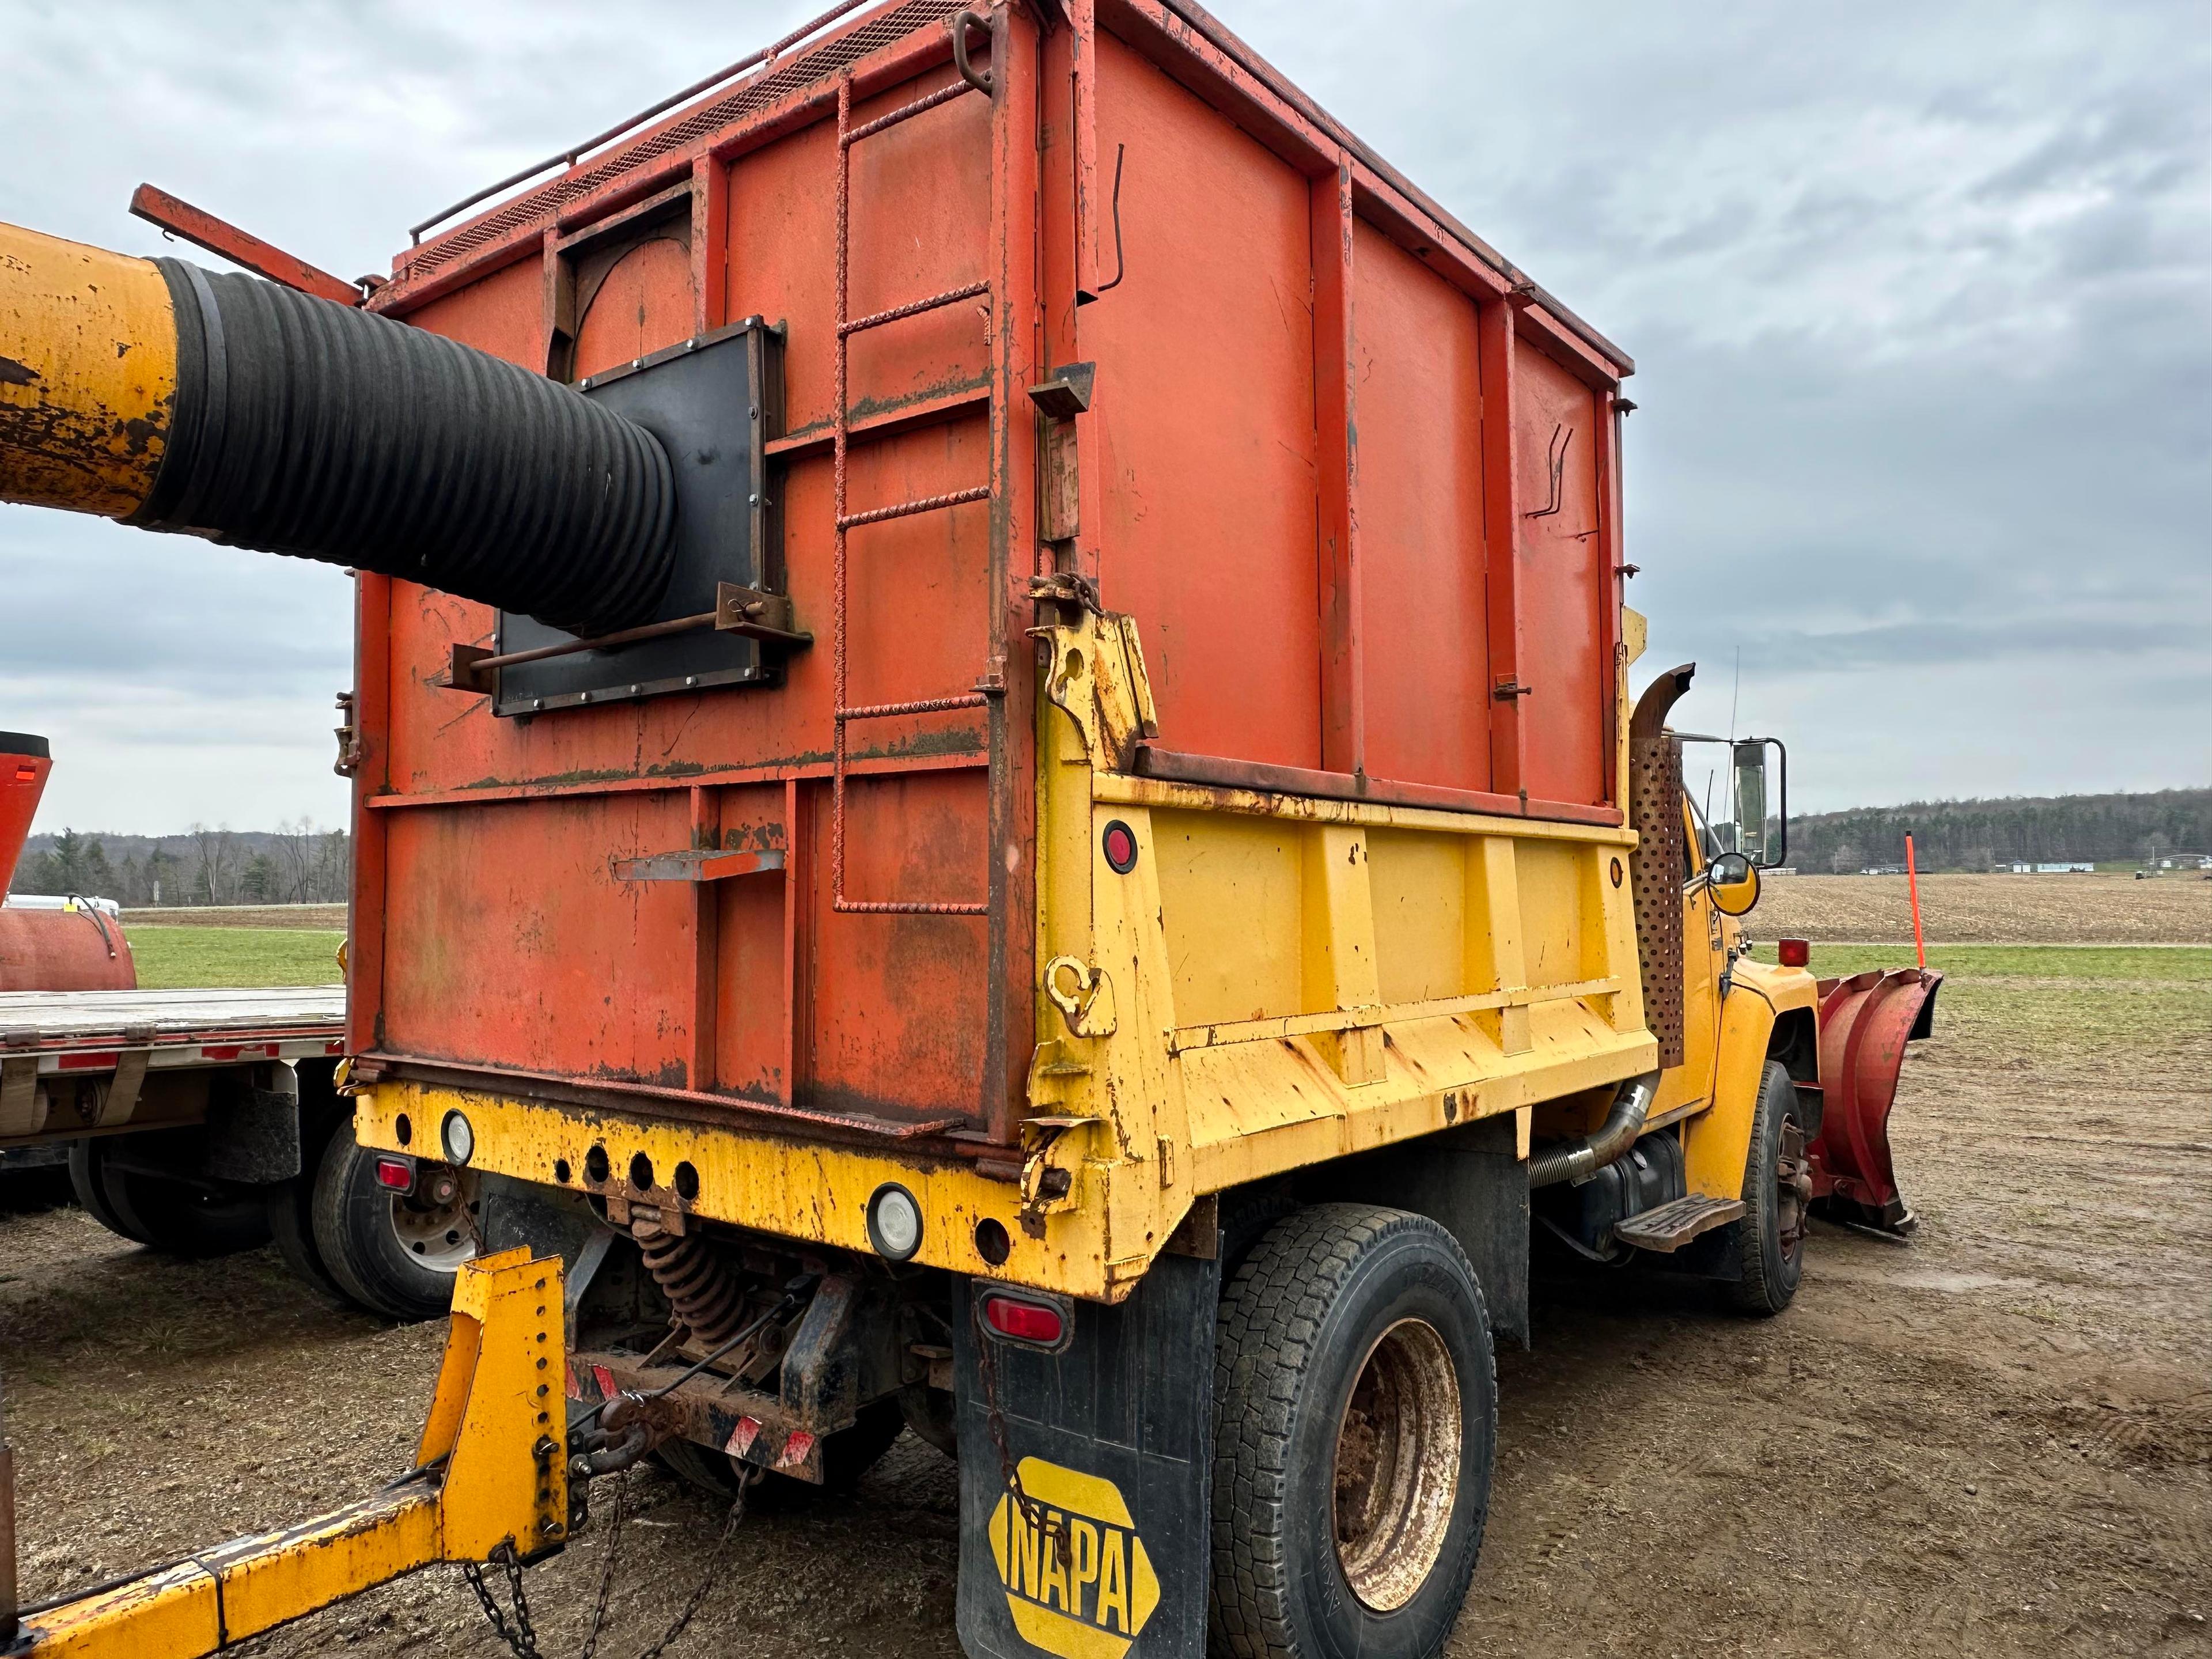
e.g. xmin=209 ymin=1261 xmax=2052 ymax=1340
xmin=974 ymin=1298 xmax=1065 ymax=1572
xmin=575 ymin=1471 xmax=630 ymax=1659
xmin=463 ymin=1466 xmax=750 ymax=1659
xmin=461 ymin=1543 xmax=541 ymax=1659
xmin=629 ymin=1480 xmax=749 ymax=1659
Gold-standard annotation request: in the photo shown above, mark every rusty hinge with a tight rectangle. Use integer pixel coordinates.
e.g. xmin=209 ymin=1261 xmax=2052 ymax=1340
xmin=1493 ymin=679 xmax=1533 ymax=702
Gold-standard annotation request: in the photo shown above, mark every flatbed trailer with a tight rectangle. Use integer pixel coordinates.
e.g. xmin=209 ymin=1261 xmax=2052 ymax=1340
xmin=0 ymin=982 xmax=484 ymax=1319
xmin=0 ymin=3 xmax=1936 ymax=1654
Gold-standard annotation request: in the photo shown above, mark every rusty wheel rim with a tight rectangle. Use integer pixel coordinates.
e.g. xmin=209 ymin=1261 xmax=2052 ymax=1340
xmin=391 ymin=1164 xmax=478 ymax=1274
xmin=1777 ymin=1115 xmax=1811 ymax=1259
xmin=1332 ymin=1317 xmax=1462 ymax=1612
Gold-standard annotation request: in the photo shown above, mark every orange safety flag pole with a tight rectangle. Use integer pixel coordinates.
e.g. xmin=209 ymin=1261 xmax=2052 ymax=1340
xmin=1904 ymin=832 xmax=1927 ymax=969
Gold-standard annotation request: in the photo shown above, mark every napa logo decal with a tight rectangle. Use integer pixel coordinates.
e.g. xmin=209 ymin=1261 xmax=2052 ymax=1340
xmin=987 ymin=1457 xmax=1160 ymax=1659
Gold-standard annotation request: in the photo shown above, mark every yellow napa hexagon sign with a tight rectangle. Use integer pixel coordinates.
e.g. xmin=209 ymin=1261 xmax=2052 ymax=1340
xmin=987 ymin=1457 xmax=1160 ymax=1659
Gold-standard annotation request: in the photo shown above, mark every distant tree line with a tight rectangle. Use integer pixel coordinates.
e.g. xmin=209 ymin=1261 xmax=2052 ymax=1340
xmin=1785 ymin=787 xmax=2211 ymax=873
xmin=9 ymin=822 xmax=351 ymax=906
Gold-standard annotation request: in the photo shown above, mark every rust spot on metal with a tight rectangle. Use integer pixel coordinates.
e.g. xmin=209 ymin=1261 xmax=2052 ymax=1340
xmin=0 ymin=356 xmax=38 ymax=387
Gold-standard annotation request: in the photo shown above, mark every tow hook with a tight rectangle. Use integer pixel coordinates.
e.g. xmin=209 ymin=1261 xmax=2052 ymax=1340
xmin=569 ymin=1391 xmax=657 ymax=1480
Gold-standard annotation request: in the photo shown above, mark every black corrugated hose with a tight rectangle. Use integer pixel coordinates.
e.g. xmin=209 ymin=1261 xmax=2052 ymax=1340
xmin=130 ymin=260 xmax=677 ymax=637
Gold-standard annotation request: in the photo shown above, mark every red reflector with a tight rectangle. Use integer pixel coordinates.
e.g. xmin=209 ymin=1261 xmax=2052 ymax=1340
xmin=983 ymin=1296 xmax=1066 ymax=1346
xmin=1778 ymin=938 xmax=1811 ymax=968
xmin=373 ymin=1156 xmax=414 ymax=1191
xmin=12 ymin=767 xmax=34 ymax=782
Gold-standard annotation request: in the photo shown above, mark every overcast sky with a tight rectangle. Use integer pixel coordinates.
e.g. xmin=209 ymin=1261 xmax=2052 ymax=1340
xmin=3 ymin=0 xmax=2206 ymax=834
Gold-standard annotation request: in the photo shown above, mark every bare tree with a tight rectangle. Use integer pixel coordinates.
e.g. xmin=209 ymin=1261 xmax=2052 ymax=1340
xmin=187 ymin=823 xmax=240 ymax=907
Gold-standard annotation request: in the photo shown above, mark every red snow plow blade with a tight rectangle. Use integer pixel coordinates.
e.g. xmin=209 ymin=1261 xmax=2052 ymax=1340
xmin=1808 ymin=967 xmax=1943 ymax=1237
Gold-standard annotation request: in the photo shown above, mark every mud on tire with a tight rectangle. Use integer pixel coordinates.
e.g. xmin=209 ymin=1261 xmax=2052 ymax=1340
xmin=1726 ymin=1059 xmax=1808 ymax=1317
xmin=1211 ymin=1203 xmax=1495 ymax=1659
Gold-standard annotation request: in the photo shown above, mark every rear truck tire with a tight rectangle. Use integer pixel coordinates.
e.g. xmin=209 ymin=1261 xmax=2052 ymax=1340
xmin=1725 ymin=1060 xmax=1810 ymax=1317
xmin=1211 ymin=1203 xmax=1495 ymax=1659
xmin=70 ymin=1138 xmax=271 ymax=1258
xmin=309 ymin=1130 xmax=476 ymax=1322
xmin=67 ymin=1138 xmax=150 ymax=1245
xmin=657 ymin=1397 xmax=906 ymax=1505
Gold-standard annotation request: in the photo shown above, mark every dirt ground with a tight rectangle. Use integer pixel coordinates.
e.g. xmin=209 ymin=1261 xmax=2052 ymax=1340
xmin=1756 ymin=871 xmax=2210 ymax=945
xmin=2 ymin=941 xmax=2206 ymax=1656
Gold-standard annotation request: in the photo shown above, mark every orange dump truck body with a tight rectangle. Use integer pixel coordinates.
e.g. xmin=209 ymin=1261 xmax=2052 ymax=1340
xmin=346 ymin=0 xmax=1634 ymax=1150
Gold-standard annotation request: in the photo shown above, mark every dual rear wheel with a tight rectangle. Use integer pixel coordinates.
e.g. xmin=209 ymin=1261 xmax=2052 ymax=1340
xmin=1212 ymin=1205 xmax=1497 ymax=1659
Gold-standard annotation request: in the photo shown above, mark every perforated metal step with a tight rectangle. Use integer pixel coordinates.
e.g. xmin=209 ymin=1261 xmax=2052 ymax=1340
xmin=1612 ymin=1194 xmax=1746 ymax=1253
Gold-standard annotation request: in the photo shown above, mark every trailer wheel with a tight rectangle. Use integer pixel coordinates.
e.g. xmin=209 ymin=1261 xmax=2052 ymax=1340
xmin=265 ymin=1115 xmax=349 ymax=1305
xmin=657 ymin=1397 xmax=907 ymax=1506
xmin=1725 ymin=1060 xmax=1808 ymax=1317
xmin=68 ymin=1139 xmax=271 ymax=1258
xmin=309 ymin=1132 xmax=475 ymax=1322
xmin=1211 ymin=1204 xmax=1494 ymax=1659
xmin=67 ymin=1139 xmax=150 ymax=1245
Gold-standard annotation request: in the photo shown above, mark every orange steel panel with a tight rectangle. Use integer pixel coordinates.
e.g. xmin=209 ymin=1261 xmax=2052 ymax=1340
xmin=1086 ymin=29 xmax=1323 ymax=771
xmin=342 ymin=0 xmax=1631 ymax=1145
xmin=380 ymin=794 xmax=699 ymax=1085
xmin=1351 ymin=217 xmax=1491 ymax=793
xmin=1514 ymin=342 xmax=1608 ymax=806
xmin=572 ymin=235 xmax=695 ymax=379
xmin=402 ymin=254 xmax=545 ymax=374
xmin=802 ymin=767 xmax=989 ymax=1122
xmin=726 ymin=65 xmax=991 ymax=444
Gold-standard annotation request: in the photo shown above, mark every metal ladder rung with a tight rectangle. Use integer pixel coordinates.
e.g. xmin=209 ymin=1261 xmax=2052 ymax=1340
xmin=842 ymin=78 xmax=979 ymax=148
xmin=839 ymin=281 xmax=990 ymax=338
xmin=828 ymin=62 xmax=997 ymax=922
xmin=836 ymin=897 xmax=989 ymax=917
xmin=839 ymin=692 xmax=991 ymax=724
xmin=836 ymin=484 xmax=991 ymax=532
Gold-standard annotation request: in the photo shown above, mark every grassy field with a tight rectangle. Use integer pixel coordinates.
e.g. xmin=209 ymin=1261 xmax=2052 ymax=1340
xmin=126 ymin=926 xmax=346 ymax=989
xmin=1753 ymin=940 xmax=2212 ymax=1067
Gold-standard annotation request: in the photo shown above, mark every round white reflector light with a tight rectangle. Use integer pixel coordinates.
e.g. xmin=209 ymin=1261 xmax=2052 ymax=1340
xmin=440 ymin=1110 xmax=475 ymax=1166
xmin=868 ymin=1183 xmax=923 ymax=1260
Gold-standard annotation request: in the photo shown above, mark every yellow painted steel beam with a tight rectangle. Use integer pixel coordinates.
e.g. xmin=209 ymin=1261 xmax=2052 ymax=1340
xmin=0 ymin=222 xmax=177 ymax=518
xmin=9 ymin=1249 xmax=565 ymax=1657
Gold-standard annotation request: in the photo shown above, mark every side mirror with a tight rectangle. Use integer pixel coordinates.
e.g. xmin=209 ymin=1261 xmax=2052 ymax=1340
xmin=1709 ymin=850 xmax=1760 ymax=916
xmin=1730 ymin=738 xmax=1789 ymax=868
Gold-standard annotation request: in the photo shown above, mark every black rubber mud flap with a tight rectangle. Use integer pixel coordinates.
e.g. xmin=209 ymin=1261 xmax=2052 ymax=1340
xmin=955 ymin=1251 xmax=1221 ymax=1659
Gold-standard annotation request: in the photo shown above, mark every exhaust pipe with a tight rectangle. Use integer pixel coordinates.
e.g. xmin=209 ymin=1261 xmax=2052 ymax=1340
xmin=1528 ymin=1070 xmax=1662 ymax=1189
xmin=0 ymin=220 xmax=676 ymax=637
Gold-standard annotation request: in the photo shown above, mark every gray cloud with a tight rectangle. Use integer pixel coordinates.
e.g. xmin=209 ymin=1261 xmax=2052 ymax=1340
xmin=2 ymin=0 xmax=2206 ymax=827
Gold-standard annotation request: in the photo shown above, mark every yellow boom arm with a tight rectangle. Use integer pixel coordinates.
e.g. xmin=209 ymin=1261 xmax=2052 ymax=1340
xmin=4 ymin=1249 xmax=567 ymax=1657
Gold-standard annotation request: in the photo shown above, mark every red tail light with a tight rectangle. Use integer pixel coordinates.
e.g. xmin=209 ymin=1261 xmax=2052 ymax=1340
xmin=1778 ymin=938 xmax=1811 ymax=968
xmin=374 ymin=1156 xmax=415 ymax=1191
xmin=983 ymin=1294 xmax=1067 ymax=1348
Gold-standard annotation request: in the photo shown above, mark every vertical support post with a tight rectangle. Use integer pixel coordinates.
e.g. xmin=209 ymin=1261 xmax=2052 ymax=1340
xmin=689 ymin=784 xmax=720 ymax=1092
xmin=1067 ymin=0 xmax=1104 ymax=301
xmin=1591 ymin=385 xmax=1624 ymax=808
xmin=781 ymin=778 xmax=810 ymax=1107
xmin=346 ymin=573 xmax=392 ymax=1058
xmin=988 ymin=5 xmax=1044 ymax=1138
xmin=1467 ymin=836 xmax=1531 ymax=1055
xmin=540 ymin=225 xmax=572 ymax=380
xmin=1301 ymin=825 xmax=1381 ymax=1085
xmin=1312 ymin=154 xmax=1363 ymax=779
xmin=1477 ymin=301 xmax=1525 ymax=800
xmin=692 ymin=157 xmax=729 ymax=335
